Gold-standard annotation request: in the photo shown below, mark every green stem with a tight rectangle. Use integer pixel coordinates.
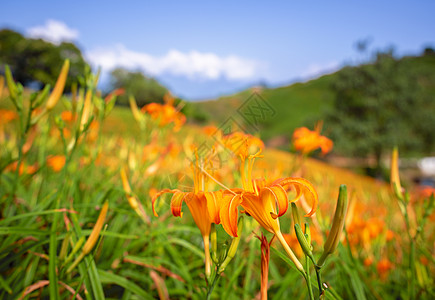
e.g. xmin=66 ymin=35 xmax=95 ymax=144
xmin=206 ymin=273 xmax=220 ymax=300
xmin=409 ymin=238 xmax=416 ymax=299
xmin=401 ymin=199 xmax=416 ymax=299
xmin=314 ymin=265 xmax=324 ymax=298
xmin=305 ymin=257 xmax=314 ymax=300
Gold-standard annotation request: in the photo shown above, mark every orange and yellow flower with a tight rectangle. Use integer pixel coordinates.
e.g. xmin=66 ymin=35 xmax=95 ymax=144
xmin=152 ymin=151 xmax=224 ymax=277
xmin=220 ymin=149 xmax=318 ymax=238
xmin=141 ymin=94 xmax=186 ymax=131
xmin=292 ymin=123 xmax=333 ymax=155
xmin=218 ymin=135 xmax=318 ymax=273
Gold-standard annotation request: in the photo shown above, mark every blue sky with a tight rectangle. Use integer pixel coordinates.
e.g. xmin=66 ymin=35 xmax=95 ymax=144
xmin=2 ymin=1 xmax=435 ymax=100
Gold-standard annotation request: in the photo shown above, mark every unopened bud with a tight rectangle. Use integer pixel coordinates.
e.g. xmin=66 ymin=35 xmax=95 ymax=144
xmin=5 ymin=65 xmax=17 ymax=100
xmin=46 ymin=59 xmax=69 ymax=110
xmin=33 ymin=84 xmax=51 ymax=109
xmin=0 ymin=75 xmax=4 ymax=99
xmin=218 ymin=216 xmax=243 ymax=273
xmin=304 ymin=222 xmax=312 ymax=247
xmin=129 ymin=95 xmax=144 ymax=124
xmin=390 ymin=147 xmax=403 ymax=200
xmin=291 ymin=202 xmax=301 ymax=226
xmin=80 ymin=89 xmax=93 ymax=131
xmin=295 ymin=223 xmax=314 ymax=261
xmin=317 ymin=185 xmax=348 ymax=267
xmin=82 ymin=201 xmax=109 ymax=255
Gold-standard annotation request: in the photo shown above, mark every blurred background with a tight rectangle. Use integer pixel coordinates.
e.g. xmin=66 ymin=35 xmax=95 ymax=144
xmin=1 ymin=0 xmax=435 ymax=184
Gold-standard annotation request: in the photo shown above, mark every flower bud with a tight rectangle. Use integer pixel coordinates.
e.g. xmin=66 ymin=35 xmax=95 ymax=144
xmin=129 ymin=95 xmax=145 ymax=125
xmin=295 ymin=223 xmax=314 ymax=261
xmin=82 ymin=201 xmax=109 ymax=255
xmin=46 ymin=59 xmax=70 ymax=110
xmin=291 ymin=202 xmax=301 ymax=226
xmin=5 ymin=65 xmax=17 ymax=100
xmin=390 ymin=147 xmax=403 ymax=200
xmin=304 ymin=222 xmax=311 ymax=245
xmin=218 ymin=216 xmax=243 ymax=273
xmin=317 ymin=185 xmax=348 ymax=267
xmin=32 ymin=84 xmax=51 ymax=109
xmin=0 ymin=75 xmax=4 ymax=99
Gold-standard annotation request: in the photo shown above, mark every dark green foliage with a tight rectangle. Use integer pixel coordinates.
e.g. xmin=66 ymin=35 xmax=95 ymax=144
xmin=0 ymin=29 xmax=87 ymax=91
xmin=180 ymin=101 xmax=209 ymax=123
xmin=325 ymin=50 xmax=435 ymax=169
xmin=109 ymin=67 xmax=168 ymax=107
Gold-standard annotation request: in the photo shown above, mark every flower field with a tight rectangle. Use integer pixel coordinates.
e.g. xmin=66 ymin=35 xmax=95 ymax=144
xmin=0 ymin=62 xmax=434 ymax=299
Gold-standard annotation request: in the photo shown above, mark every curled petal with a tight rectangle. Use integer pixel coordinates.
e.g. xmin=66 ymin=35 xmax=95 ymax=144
xmin=152 ymin=188 xmax=182 ymax=217
xmin=273 ymin=177 xmax=318 ymax=217
xmin=220 ymin=194 xmax=243 ymax=237
xmin=267 ymin=184 xmax=288 ymax=217
xmin=171 ymin=192 xmax=189 ymax=218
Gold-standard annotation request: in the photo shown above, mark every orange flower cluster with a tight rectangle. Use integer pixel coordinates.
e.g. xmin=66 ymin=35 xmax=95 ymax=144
xmin=377 ymin=258 xmax=393 ymax=279
xmin=141 ymin=95 xmax=186 ymax=131
xmin=292 ymin=124 xmax=333 ymax=155
xmin=346 ymin=214 xmax=391 ymax=249
xmin=6 ymin=161 xmax=38 ymax=175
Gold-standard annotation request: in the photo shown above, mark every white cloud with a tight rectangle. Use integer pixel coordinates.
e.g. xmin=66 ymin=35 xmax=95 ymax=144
xmin=301 ymin=61 xmax=341 ymax=79
xmin=86 ymin=44 xmax=261 ymax=80
xmin=26 ymin=19 xmax=79 ymax=44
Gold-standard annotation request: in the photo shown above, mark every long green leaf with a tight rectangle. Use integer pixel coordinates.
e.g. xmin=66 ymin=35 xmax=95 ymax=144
xmin=98 ymin=269 xmax=154 ymax=300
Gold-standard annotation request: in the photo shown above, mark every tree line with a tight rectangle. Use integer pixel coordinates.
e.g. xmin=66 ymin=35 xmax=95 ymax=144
xmin=0 ymin=29 xmax=168 ymax=107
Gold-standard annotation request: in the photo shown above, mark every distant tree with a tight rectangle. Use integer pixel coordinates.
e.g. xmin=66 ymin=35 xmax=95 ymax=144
xmin=109 ymin=68 xmax=168 ymax=107
xmin=423 ymin=46 xmax=435 ymax=56
xmin=0 ymin=29 xmax=87 ymax=90
xmin=326 ymin=50 xmax=435 ymax=174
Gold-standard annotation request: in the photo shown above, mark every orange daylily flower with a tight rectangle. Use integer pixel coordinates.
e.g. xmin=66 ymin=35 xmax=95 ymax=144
xmin=0 ymin=109 xmax=17 ymax=125
xmin=203 ymin=125 xmax=221 ymax=137
xmin=61 ymin=111 xmax=77 ymax=123
xmin=0 ymin=109 xmax=18 ymax=142
xmin=377 ymin=258 xmax=393 ymax=279
xmin=220 ymin=150 xmax=318 ymax=238
xmin=219 ymin=144 xmax=318 ymax=273
xmin=104 ymin=88 xmax=125 ymax=103
xmin=152 ymin=151 xmax=224 ymax=277
xmin=221 ymin=132 xmax=264 ymax=159
xmin=141 ymin=96 xmax=186 ymax=131
xmin=292 ymin=124 xmax=333 ymax=155
xmin=47 ymin=155 xmax=66 ymax=172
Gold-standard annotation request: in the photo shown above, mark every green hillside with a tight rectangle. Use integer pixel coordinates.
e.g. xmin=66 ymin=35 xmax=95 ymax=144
xmin=193 ymin=54 xmax=435 ymax=148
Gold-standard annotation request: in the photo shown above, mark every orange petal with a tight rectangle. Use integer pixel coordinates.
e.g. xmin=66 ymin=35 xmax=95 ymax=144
xmin=267 ymin=184 xmax=288 ymax=217
xmin=273 ymin=177 xmax=318 ymax=217
xmin=171 ymin=192 xmax=188 ymax=218
xmin=205 ymin=190 xmax=223 ymax=224
xmin=319 ymin=136 xmax=333 ymax=154
xmin=220 ymin=194 xmax=242 ymax=237
xmin=151 ymin=188 xmax=181 ymax=217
